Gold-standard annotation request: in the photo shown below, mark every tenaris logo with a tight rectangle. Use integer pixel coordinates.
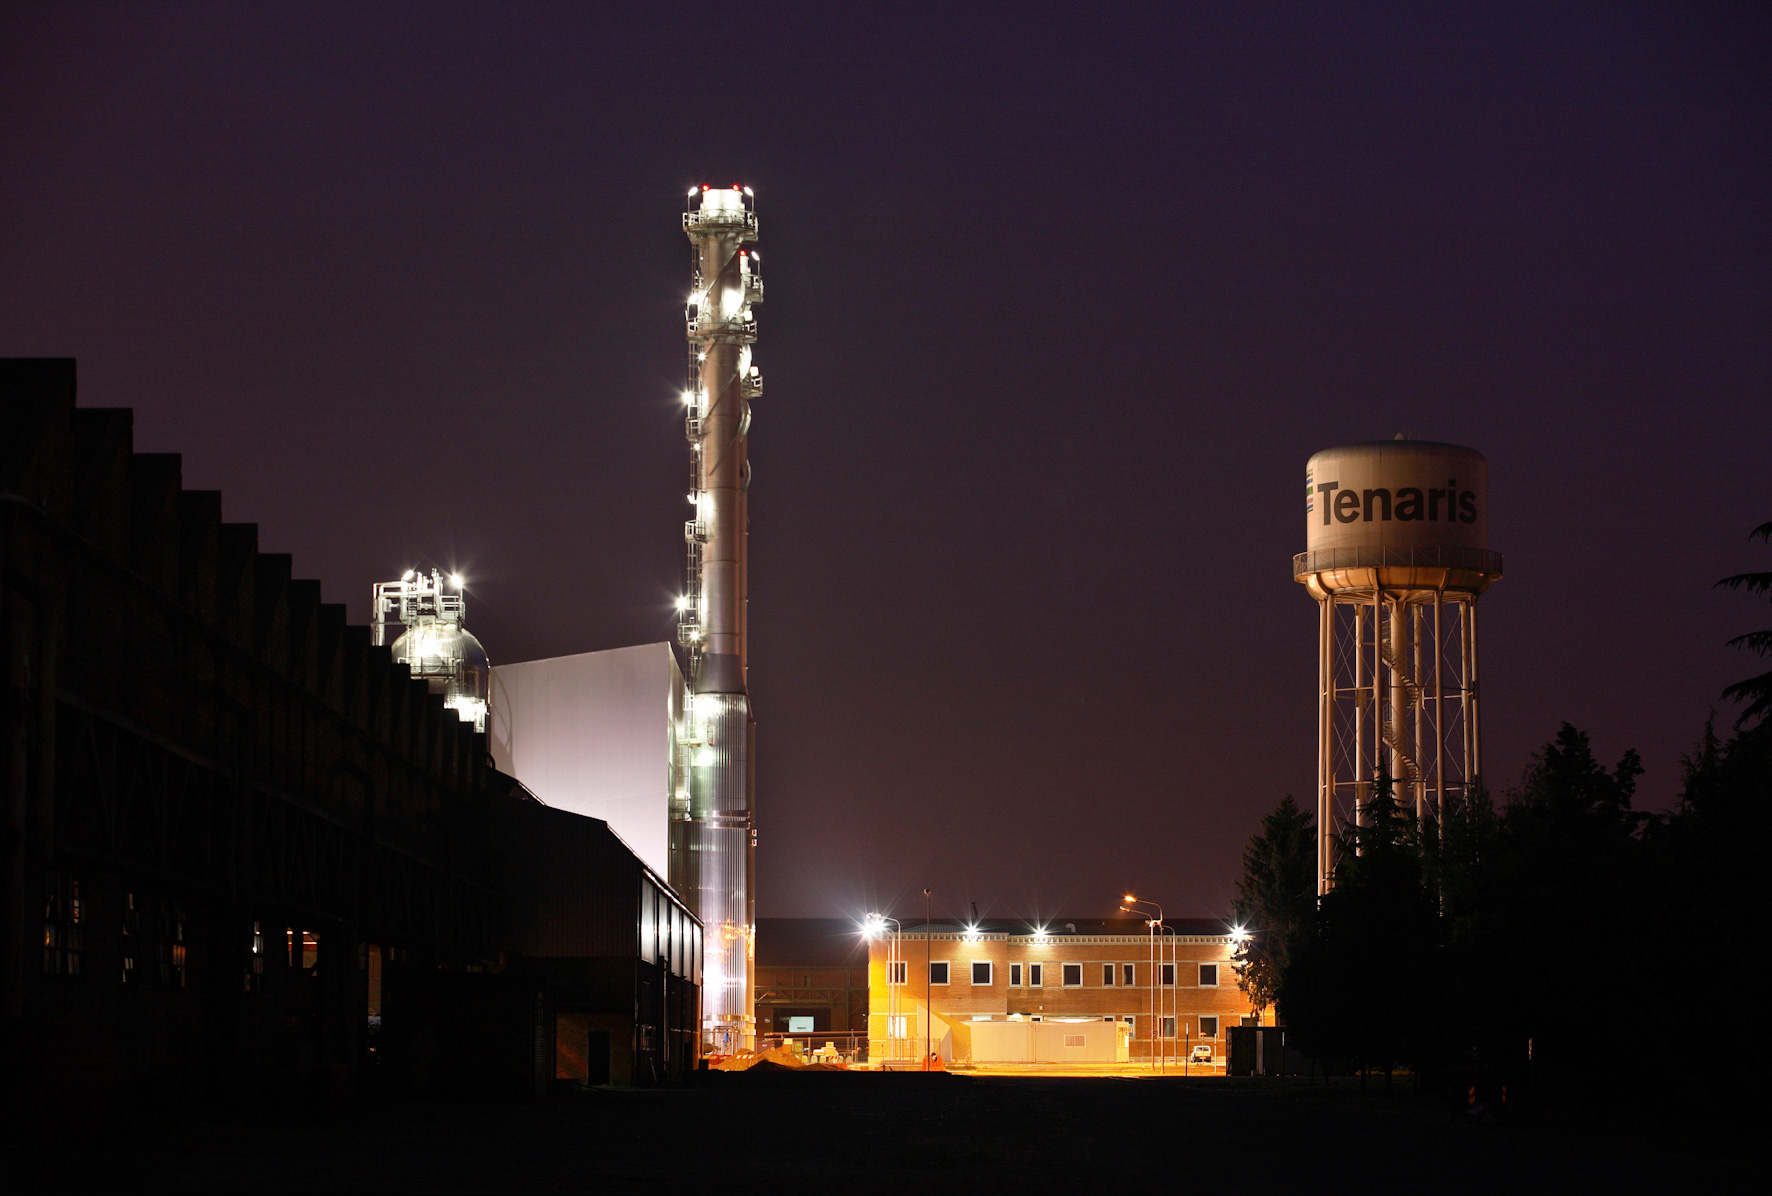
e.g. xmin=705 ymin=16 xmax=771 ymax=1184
xmin=1312 ymin=478 xmax=1477 ymax=525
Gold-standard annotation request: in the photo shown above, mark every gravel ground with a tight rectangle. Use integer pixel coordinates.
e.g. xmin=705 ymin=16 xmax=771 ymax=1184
xmin=17 ymin=1072 xmax=1752 ymax=1193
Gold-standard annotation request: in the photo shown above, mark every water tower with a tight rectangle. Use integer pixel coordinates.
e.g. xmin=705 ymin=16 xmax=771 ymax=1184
xmin=1294 ymin=438 xmax=1502 ymax=893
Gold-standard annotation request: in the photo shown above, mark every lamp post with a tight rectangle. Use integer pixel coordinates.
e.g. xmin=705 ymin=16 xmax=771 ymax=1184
xmin=864 ymin=913 xmax=902 ymax=1067
xmin=1121 ymin=895 xmax=1166 ymax=1074
xmin=923 ymin=889 xmax=933 ymax=1070
xmin=1158 ymin=921 xmax=1177 ymax=1074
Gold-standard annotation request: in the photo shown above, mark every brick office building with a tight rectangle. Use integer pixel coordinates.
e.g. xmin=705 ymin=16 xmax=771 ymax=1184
xmin=866 ymin=918 xmax=1258 ymax=1068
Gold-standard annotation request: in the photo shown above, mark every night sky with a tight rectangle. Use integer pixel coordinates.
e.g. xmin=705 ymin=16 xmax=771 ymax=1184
xmin=3 ymin=3 xmax=1768 ymax=922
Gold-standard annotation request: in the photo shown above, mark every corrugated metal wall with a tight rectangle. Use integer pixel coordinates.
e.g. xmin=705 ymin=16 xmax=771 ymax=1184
xmin=498 ymin=802 xmax=698 ymax=982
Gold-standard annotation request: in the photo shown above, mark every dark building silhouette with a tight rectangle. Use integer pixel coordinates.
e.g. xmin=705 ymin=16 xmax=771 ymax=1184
xmin=0 ymin=359 xmax=698 ymax=1126
xmin=498 ymin=803 xmax=701 ymax=1084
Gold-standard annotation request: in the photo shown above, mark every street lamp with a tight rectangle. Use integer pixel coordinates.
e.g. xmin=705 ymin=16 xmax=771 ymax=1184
xmin=1120 ymin=895 xmax=1170 ymax=1074
xmin=864 ymin=913 xmax=902 ymax=1066
xmin=923 ymin=888 xmax=933 ymax=1070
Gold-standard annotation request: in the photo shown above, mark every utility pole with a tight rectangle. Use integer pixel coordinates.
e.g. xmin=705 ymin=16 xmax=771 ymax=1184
xmin=924 ymin=887 xmax=932 ymax=1069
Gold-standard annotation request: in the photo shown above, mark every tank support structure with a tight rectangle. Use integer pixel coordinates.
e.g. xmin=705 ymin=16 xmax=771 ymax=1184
xmin=1310 ymin=585 xmax=1485 ymax=893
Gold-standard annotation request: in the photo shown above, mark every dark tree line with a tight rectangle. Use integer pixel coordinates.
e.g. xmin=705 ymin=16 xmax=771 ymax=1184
xmin=1232 ymin=523 xmax=1772 ymax=1115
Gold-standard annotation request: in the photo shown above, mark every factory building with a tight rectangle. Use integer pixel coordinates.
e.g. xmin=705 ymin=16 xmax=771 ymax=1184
xmin=0 ymin=359 xmax=699 ymax=1122
xmin=488 ymin=185 xmax=767 ymax=1052
xmin=496 ymin=800 xmax=701 ymax=1085
xmin=489 ymin=643 xmax=685 ymax=878
xmin=865 ymin=919 xmax=1256 ymax=1070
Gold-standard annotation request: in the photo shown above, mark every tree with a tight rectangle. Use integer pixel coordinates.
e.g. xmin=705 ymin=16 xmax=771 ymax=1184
xmin=1663 ymin=716 xmax=1771 ymax=1091
xmin=1278 ymin=769 xmax=1441 ymax=1088
xmin=1230 ymin=795 xmax=1315 ymax=1017
xmin=1716 ymin=520 xmax=1772 ymax=727
xmin=1486 ymin=725 xmax=1646 ymax=1086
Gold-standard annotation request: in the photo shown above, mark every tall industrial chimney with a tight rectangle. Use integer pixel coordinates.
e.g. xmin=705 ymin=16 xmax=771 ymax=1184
xmin=1294 ymin=440 xmax=1502 ymax=894
xmin=671 ymin=184 xmax=761 ymax=1051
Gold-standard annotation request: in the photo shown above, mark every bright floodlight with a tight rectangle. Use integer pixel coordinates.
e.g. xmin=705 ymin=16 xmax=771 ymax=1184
xmin=448 ymin=573 xmax=463 ymax=588
xmin=675 ymin=595 xmax=691 ymax=611
xmin=1123 ymin=894 xmax=1137 ymax=904
xmin=401 ymin=568 xmax=416 ymax=581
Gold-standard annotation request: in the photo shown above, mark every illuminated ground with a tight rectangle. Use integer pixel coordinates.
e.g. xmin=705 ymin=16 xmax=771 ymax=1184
xmin=37 ymin=1073 xmax=1751 ymax=1192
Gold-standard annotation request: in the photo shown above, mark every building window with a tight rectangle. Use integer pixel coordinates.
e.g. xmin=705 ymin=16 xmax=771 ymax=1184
xmin=1122 ymin=963 xmax=1134 ymax=986
xmin=1028 ymin=963 xmax=1043 ymax=987
xmin=1102 ymin=964 xmax=1116 ymax=986
xmin=971 ymin=961 xmax=992 ymax=986
xmin=929 ymin=961 xmax=949 ymax=985
xmin=296 ymin=928 xmax=318 ymax=971
xmin=1200 ymin=1016 xmax=1219 ymax=1038
xmin=888 ymin=960 xmax=907 ymax=985
xmin=42 ymin=873 xmax=83 ymax=977
xmin=886 ymin=1015 xmax=908 ymax=1038
xmin=1161 ymin=962 xmax=1175 ymax=986
xmin=1010 ymin=963 xmax=1023 ymax=986
xmin=1061 ymin=963 xmax=1082 ymax=987
xmin=121 ymin=891 xmax=139 ymax=984
xmin=162 ymin=903 xmax=188 ymax=988
xmin=245 ymin=920 xmax=264 ymax=993
xmin=1162 ymin=1016 xmax=1176 ymax=1038
xmin=1199 ymin=963 xmax=1218 ymax=987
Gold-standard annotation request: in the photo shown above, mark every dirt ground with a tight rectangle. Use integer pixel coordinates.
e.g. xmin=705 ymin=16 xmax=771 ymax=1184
xmin=21 ymin=1072 xmax=1752 ymax=1193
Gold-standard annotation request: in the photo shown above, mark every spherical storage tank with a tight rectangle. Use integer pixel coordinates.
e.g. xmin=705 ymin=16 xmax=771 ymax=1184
xmin=391 ymin=622 xmax=490 ymax=731
xmin=1296 ymin=439 xmax=1502 ymax=598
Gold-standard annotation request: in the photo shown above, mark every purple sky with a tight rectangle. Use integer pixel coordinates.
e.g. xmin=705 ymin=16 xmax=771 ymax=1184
xmin=3 ymin=2 xmax=1768 ymax=921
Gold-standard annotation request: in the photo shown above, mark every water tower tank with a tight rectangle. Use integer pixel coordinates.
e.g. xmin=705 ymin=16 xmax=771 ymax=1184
xmin=1298 ymin=440 xmax=1500 ymax=598
xmin=1294 ymin=439 xmax=1502 ymax=894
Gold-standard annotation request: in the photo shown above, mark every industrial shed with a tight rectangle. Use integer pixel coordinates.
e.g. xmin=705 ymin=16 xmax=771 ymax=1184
xmin=496 ymin=801 xmax=701 ymax=1086
xmin=0 ymin=359 xmax=698 ymax=1127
